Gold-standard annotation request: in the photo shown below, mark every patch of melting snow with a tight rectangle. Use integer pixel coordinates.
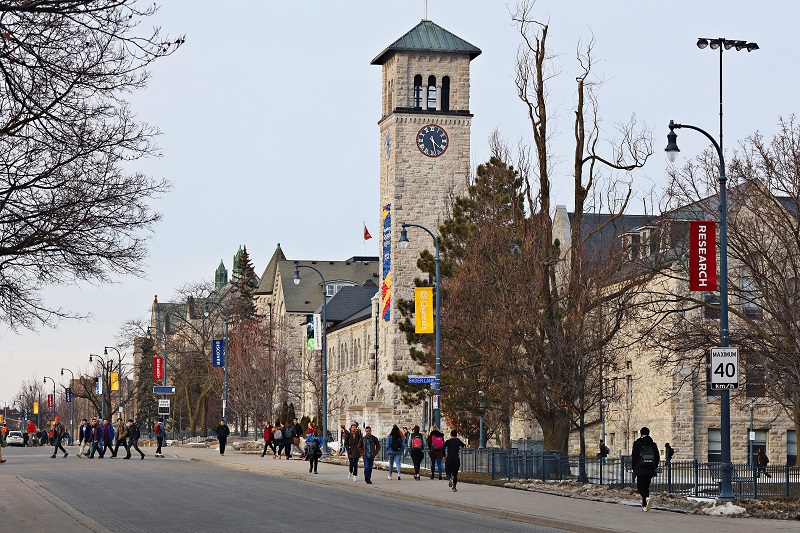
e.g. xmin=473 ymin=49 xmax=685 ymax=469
xmin=700 ymin=502 xmax=748 ymax=517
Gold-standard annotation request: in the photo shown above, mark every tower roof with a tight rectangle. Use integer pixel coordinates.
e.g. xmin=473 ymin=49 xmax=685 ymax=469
xmin=371 ymin=19 xmax=481 ymax=65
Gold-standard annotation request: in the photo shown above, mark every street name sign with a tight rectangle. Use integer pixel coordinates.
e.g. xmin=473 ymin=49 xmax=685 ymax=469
xmin=153 ymin=386 xmax=176 ymax=395
xmin=710 ymin=347 xmax=739 ymax=390
xmin=408 ymin=375 xmax=436 ymax=385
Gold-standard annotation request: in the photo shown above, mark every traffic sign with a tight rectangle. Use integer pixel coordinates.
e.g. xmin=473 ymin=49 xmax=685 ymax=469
xmin=710 ymin=347 xmax=739 ymax=390
xmin=153 ymin=386 xmax=175 ymax=395
xmin=408 ymin=375 xmax=436 ymax=385
xmin=158 ymin=399 xmax=170 ymax=416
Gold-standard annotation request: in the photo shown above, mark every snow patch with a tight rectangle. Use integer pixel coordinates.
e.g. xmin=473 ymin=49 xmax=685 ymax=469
xmin=701 ymin=502 xmax=748 ymax=517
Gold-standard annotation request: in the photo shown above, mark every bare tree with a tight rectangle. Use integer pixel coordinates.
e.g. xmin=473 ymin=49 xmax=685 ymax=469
xmin=0 ymin=1 xmax=182 ymax=329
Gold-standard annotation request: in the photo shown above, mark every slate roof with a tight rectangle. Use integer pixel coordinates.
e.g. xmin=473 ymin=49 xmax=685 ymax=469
xmin=371 ymin=20 xmax=481 ymax=65
xmin=322 ymin=280 xmax=379 ymax=322
xmin=280 ymin=258 xmax=380 ymax=315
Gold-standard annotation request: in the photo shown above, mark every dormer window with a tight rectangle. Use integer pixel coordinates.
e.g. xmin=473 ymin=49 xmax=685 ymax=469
xmin=623 ymin=232 xmax=640 ymax=261
xmin=325 ymin=281 xmax=356 ymax=297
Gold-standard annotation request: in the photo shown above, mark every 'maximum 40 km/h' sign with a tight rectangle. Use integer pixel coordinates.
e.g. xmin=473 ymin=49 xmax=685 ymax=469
xmin=710 ymin=347 xmax=739 ymax=390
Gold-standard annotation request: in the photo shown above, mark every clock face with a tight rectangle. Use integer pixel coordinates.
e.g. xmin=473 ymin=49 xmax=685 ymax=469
xmin=385 ymin=130 xmax=391 ymax=160
xmin=416 ymin=124 xmax=448 ymax=157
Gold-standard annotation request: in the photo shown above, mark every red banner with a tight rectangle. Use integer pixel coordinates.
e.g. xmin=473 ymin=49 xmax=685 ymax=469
xmin=47 ymin=394 xmax=54 ymax=408
xmin=153 ymin=356 xmax=164 ymax=381
xmin=689 ymin=220 xmax=717 ymax=291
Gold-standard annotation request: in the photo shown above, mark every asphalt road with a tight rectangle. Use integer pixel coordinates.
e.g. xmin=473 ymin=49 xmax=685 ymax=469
xmin=2 ymin=446 xmax=567 ymax=532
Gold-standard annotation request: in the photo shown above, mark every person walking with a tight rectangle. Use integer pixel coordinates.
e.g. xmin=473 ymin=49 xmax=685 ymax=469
xmin=77 ymin=419 xmax=91 ymax=457
xmin=89 ymin=419 xmax=103 ymax=458
xmin=0 ymin=423 xmax=6 ymax=464
xmin=127 ymin=419 xmax=145 ymax=460
xmin=50 ymin=417 xmax=68 ymax=458
xmin=344 ymin=422 xmax=362 ymax=481
xmin=664 ymin=443 xmax=674 ymax=463
xmin=387 ymin=424 xmax=404 ymax=480
xmin=154 ymin=417 xmax=165 ymax=458
xmin=27 ymin=419 xmax=36 ymax=447
xmin=260 ymin=422 xmax=274 ymax=458
xmin=338 ymin=424 xmax=347 ymax=456
xmin=407 ymin=425 xmax=426 ymax=480
xmin=631 ymin=426 xmax=660 ymax=512
xmin=357 ymin=425 xmax=380 ymax=484
xmin=215 ymin=419 xmax=230 ymax=456
xmin=305 ymin=427 xmax=323 ymax=474
xmin=444 ymin=429 xmax=466 ymax=492
xmin=272 ymin=422 xmax=284 ymax=458
xmin=427 ymin=426 xmax=445 ymax=480
xmin=598 ymin=440 xmax=610 ymax=458
xmin=101 ymin=419 xmax=114 ymax=457
xmin=283 ymin=419 xmax=295 ymax=459
xmin=112 ymin=417 xmax=130 ymax=459
xmin=291 ymin=418 xmax=303 ymax=457
xmin=756 ymin=448 xmax=771 ymax=478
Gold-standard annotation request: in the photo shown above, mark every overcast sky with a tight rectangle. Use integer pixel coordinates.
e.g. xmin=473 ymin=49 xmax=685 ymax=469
xmin=0 ymin=0 xmax=795 ymax=404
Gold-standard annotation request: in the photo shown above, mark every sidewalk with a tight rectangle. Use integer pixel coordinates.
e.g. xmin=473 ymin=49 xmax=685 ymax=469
xmin=171 ymin=446 xmax=800 ymax=533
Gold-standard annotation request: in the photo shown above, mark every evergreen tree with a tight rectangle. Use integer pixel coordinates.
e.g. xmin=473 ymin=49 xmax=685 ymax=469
xmin=230 ymin=246 xmax=257 ymax=319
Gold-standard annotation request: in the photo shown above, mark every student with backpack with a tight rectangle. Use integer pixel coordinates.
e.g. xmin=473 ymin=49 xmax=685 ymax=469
xmin=127 ymin=419 xmax=145 ymax=460
xmin=427 ymin=426 xmax=446 ymax=480
xmin=631 ymin=426 xmax=660 ymax=512
xmin=407 ymin=425 xmax=426 ymax=480
xmin=154 ymin=418 xmax=165 ymax=458
xmin=387 ymin=424 xmax=405 ymax=480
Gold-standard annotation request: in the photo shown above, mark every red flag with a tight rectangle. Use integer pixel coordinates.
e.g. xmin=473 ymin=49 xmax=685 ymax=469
xmin=364 ymin=225 xmax=372 ymax=240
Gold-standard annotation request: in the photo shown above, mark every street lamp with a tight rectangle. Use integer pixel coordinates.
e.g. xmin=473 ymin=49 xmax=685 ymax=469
xmin=89 ymin=353 xmax=108 ymax=422
xmin=666 ymin=120 xmax=735 ymax=500
xmin=43 ymin=376 xmax=56 ymax=423
xmin=294 ymin=261 xmax=329 ymax=455
xmin=104 ymin=347 xmax=124 ymax=417
xmin=148 ymin=324 xmax=169 ymax=386
xmin=60 ymin=368 xmax=76 ymax=444
xmin=204 ymin=301 xmax=230 ymax=426
xmin=399 ymin=222 xmax=442 ymax=428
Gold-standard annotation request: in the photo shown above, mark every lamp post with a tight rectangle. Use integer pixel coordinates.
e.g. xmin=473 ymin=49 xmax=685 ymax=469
xmin=43 ymin=376 xmax=56 ymax=424
xmin=399 ymin=222 xmax=442 ymax=428
xmin=204 ymin=301 xmax=230 ymax=426
xmin=748 ymin=398 xmax=756 ymax=468
xmin=666 ymin=120 xmax=735 ymax=500
xmin=294 ymin=261 xmax=328 ymax=455
xmin=89 ymin=353 xmax=108 ymax=422
xmin=60 ymin=368 xmax=76 ymax=444
xmin=148 ymin=324 xmax=169 ymax=386
xmin=478 ymin=391 xmax=485 ymax=449
xmin=104 ymin=346 xmax=124 ymax=417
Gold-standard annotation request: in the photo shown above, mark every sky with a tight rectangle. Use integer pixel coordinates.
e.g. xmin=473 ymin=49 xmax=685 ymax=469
xmin=0 ymin=0 xmax=797 ymax=404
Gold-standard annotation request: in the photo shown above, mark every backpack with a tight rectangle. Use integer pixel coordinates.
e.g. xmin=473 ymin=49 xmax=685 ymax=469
xmin=431 ymin=434 xmax=444 ymax=450
xmin=155 ymin=423 xmax=162 ymax=435
xmin=273 ymin=429 xmax=282 ymax=441
xmin=285 ymin=425 xmax=295 ymax=439
xmin=389 ymin=435 xmax=402 ymax=452
xmin=411 ymin=435 xmax=424 ymax=450
xmin=638 ymin=442 xmax=656 ymax=471
xmin=131 ymin=424 xmax=141 ymax=440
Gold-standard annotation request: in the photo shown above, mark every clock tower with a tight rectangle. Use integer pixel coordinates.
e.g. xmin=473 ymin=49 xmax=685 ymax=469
xmin=372 ymin=20 xmax=480 ymax=422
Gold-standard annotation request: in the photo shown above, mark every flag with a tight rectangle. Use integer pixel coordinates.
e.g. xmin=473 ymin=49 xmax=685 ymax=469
xmin=364 ymin=225 xmax=372 ymax=240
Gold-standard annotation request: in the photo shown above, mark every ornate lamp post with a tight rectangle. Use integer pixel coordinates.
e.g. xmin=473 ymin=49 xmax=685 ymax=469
xmin=89 ymin=353 xmax=108 ymax=422
xmin=399 ymin=222 xmax=442 ymax=428
xmin=60 ymin=368 xmax=76 ymax=443
xmin=204 ymin=301 xmax=230 ymax=425
xmin=104 ymin=347 xmax=124 ymax=417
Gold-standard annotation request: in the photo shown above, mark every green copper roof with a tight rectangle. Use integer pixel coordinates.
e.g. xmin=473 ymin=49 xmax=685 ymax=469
xmin=371 ymin=20 xmax=481 ymax=65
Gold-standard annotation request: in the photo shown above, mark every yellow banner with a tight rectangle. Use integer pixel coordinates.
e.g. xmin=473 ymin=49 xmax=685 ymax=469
xmin=415 ymin=287 xmax=434 ymax=334
xmin=33 ymin=401 xmax=39 ymax=415
xmin=111 ymin=371 xmax=119 ymax=391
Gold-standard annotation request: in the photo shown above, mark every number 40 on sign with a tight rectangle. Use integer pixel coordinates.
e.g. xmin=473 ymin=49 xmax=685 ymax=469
xmin=710 ymin=347 xmax=739 ymax=390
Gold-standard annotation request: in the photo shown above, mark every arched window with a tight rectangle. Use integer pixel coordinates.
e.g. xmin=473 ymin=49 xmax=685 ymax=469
xmin=441 ymin=76 xmax=450 ymax=111
xmin=427 ymin=75 xmax=437 ymax=110
xmin=413 ymin=75 xmax=423 ymax=109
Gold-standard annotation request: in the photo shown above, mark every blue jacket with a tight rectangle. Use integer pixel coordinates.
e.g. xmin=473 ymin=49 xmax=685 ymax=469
xmin=305 ymin=433 xmax=323 ymax=456
xmin=387 ymin=434 xmax=405 ymax=454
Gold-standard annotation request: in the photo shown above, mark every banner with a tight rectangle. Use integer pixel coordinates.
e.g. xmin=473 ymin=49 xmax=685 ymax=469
xmin=154 ymin=356 xmax=164 ymax=381
xmin=415 ymin=287 xmax=434 ymax=333
xmin=313 ymin=313 xmax=322 ymax=351
xmin=689 ymin=220 xmax=717 ymax=291
xmin=381 ymin=204 xmax=391 ymax=322
xmin=33 ymin=401 xmax=38 ymax=415
xmin=110 ymin=371 xmax=119 ymax=391
xmin=65 ymin=387 xmax=72 ymax=403
xmin=212 ymin=339 xmax=225 ymax=367
xmin=95 ymin=377 xmax=103 ymax=395
xmin=47 ymin=394 xmax=54 ymax=408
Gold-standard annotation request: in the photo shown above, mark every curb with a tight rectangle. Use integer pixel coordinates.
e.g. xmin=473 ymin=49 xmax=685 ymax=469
xmin=179 ymin=454 xmax=618 ymax=533
xmin=18 ymin=476 xmax=111 ymax=533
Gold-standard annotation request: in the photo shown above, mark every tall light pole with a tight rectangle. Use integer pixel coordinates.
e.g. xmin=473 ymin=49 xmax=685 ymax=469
xmin=478 ymin=391 xmax=485 ymax=449
xmin=204 ymin=301 xmax=230 ymax=426
xmin=666 ymin=120 xmax=735 ymax=499
xmin=43 ymin=376 xmax=56 ymax=424
xmin=294 ymin=261 xmax=328 ymax=455
xmin=148 ymin=324 xmax=169 ymax=387
xmin=90 ymin=353 xmax=108 ymax=422
xmin=104 ymin=346 xmax=124 ymax=417
xmin=399 ymin=222 xmax=442 ymax=428
xmin=60 ymin=368 xmax=76 ymax=443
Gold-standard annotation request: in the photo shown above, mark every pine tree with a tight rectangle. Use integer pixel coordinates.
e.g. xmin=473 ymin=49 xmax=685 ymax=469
xmin=230 ymin=246 xmax=257 ymax=319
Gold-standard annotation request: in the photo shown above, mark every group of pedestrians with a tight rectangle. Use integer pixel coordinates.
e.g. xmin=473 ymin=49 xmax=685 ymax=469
xmin=256 ymin=418 xmax=305 ymax=459
xmin=72 ymin=416 xmax=156 ymax=460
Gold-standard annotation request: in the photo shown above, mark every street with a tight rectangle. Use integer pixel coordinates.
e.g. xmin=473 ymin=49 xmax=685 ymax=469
xmin=0 ymin=446 xmax=565 ymax=533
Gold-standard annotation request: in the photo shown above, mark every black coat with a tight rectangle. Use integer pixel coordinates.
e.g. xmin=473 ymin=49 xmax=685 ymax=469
xmin=631 ymin=435 xmax=660 ymax=477
xmin=216 ymin=424 xmax=230 ymax=441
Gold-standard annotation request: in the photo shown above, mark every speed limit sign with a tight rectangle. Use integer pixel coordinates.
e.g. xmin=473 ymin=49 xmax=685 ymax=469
xmin=710 ymin=348 xmax=739 ymax=390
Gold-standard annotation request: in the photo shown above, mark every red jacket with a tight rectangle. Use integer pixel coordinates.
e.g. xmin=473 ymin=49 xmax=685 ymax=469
xmin=27 ymin=421 xmax=35 ymax=433
xmin=263 ymin=427 xmax=272 ymax=442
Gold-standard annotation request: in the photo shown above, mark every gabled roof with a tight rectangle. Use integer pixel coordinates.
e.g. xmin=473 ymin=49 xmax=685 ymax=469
xmin=371 ymin=20 xmax=481 ymax=65
xmin=255 ymin=244 xmax=287 ymax=296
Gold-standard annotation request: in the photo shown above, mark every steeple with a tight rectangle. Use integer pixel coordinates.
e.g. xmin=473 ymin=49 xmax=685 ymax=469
xmin=232 ymin=245 xmax=244 ymax=281
xmin=215 ymin=260 xmax=228 ymax=290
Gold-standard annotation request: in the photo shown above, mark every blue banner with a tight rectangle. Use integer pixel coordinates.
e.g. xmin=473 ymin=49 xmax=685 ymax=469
xmin=65 ymin=387 xmax=72 ymax=403
xmin=212 ymin=339 xmax=225 ymax=367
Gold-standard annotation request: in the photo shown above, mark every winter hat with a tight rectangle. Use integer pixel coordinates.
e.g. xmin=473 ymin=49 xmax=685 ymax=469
xmin=54 ymin=416 xmax=59 ymax=421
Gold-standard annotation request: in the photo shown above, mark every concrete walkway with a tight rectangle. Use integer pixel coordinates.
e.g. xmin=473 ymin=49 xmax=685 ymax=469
xmin=169 ymin=446 xmax=800 ymax=533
